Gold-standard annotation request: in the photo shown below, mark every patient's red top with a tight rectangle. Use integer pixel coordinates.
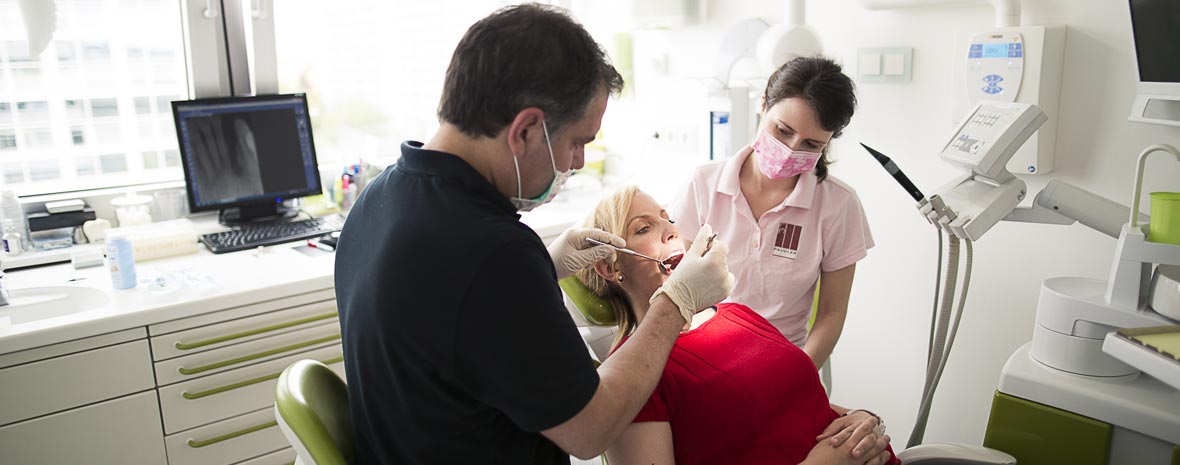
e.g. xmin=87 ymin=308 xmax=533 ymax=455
xmin=626 ymin=303 xmax=899 ymax=465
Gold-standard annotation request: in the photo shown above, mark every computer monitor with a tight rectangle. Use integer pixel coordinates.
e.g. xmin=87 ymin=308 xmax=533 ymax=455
xmin=171 ymin=94 xmax=322 ymax=225
xmin=1128 ymin=0 xmax=1180 ymax=126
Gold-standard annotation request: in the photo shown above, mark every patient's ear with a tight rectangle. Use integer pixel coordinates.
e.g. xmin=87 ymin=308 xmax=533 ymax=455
xmin=592 ymin=260 xmax=615 ymax=281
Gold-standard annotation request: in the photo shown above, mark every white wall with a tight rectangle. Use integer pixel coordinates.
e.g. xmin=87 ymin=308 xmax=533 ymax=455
xmin=583 ymin=0 xmax=1180 ymax=447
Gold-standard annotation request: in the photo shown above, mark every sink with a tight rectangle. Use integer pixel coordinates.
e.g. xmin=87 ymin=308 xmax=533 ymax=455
xmin=0 ymin=286 xmax=110 ymax=325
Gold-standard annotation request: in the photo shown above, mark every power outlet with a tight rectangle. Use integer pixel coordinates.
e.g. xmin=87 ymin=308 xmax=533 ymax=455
xmin=647 ymin=126 xmax=699 ymax=153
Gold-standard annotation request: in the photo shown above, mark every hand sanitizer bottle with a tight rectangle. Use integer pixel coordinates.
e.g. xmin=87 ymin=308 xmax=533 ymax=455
xmin=106 ymin=231 xmax=137 ymax=289
xmin=2 ymin=219 xmax=23 ymax=256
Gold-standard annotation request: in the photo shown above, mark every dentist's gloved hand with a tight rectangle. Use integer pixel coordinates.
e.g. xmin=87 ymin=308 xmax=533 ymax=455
xmin=548 ymin=227 xmax=625 ymax=280
xmin=649 ymin=224 xmax=734 ymax=323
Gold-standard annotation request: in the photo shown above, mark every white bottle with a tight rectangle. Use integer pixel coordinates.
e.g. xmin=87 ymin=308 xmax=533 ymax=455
xmin=2 ymin=219 xmax=23 ymax=256
xmin=0 ymin=190 xmax=28 ymax=250
xmin=106 ymin=232 xmax=137 ymax=289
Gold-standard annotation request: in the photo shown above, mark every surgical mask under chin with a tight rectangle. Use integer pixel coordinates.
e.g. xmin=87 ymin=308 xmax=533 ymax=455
xmin=510 ymin=119 xmax=571 ymax=212
xmin=751 ymin=129 xmax=823 ymax=180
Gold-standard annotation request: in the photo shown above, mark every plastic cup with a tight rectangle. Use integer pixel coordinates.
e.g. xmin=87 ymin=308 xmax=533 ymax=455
xmin=1149 ymin=192 xmax=1180 ymax=245
xmin=152 ymin=189 xmax=188 ymax=221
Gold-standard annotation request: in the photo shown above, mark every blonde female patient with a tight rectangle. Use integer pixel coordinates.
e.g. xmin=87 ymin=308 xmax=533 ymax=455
xmin=574 ymin=186 xmax=898 ymax=465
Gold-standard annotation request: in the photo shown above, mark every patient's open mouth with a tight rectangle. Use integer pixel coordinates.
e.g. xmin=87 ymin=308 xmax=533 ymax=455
xmin=662 ymin=253 xmax=684 ymax=272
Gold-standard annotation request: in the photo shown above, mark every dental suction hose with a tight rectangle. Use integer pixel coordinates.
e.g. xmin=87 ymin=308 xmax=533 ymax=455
xmin=908 ymin=208 xmax=975 ymax=448
xmin=909 ymin=231 xmax=958 ymax=447
xmin=909 ymin=237 xmax=973 ymax=448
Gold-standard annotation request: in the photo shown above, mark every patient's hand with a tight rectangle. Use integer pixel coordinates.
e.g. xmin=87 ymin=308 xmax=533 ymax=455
xmin=816 ymin=411 xmax=888 ymax=460
xmin=801 ymin=435 xmax=892 ymax=465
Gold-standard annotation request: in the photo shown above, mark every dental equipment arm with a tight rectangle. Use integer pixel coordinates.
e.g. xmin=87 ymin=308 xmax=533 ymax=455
xmin=1004 ymin=179 xmax=1148 ymax=238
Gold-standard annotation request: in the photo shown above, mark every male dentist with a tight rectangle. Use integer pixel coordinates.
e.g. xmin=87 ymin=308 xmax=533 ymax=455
xmin=335 ymin=4 xmax=734 ymax=464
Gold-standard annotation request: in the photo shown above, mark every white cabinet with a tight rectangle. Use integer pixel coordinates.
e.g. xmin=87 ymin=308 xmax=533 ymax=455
xmin=149 ymin=288 xmax=342 ymax=464
xmin=0 ymin=390 xmax=167 ymax=465
xmin=0 ymin=330 xmax=154 ymax=426
xmin=0 ymin=284 xmax=340 ymax=465
xmin=238 ymin=447 xmax=297 ymax=465
xmin=0 ymin=328 xmax=165 ymax=465
xmin=164 ymin=406 xmax=291 ymax=465
xmin=158 ymin=343 xmax=344 ymax=433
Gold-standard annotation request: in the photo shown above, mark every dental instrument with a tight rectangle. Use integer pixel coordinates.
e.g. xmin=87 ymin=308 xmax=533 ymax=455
xmin=585 ymin=237 xmax=672 ymax=274
xmin=859 ymin=143 xmax=925 ymax=202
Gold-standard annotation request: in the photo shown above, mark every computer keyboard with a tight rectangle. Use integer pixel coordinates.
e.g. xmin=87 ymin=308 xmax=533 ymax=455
xmin=200 ymin=216 xmax=343 ymax=254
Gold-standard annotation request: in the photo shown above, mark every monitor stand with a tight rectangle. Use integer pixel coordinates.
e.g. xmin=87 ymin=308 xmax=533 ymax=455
xmin=218 ymin=202 xmax=299 ymax=227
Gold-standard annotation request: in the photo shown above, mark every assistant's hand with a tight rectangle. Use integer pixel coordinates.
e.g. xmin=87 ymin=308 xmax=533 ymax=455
xmin=547 ymin=227 xmax=625 ymax=280
xmin=817 ymin=410 xmax=889 ymax=461
xmin=649 ymin=224 xmax=735 ymax=323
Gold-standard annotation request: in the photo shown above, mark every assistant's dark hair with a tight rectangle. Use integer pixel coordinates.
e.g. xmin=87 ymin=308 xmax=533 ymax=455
xmin=438 ymin=4 xmax=624 ymax=138
xmin=763 ymin=56 xmax=856 ymax=182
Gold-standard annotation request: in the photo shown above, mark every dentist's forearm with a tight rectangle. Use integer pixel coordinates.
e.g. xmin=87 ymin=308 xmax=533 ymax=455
xmin=542 ymin=295 xmax=685 ymax=458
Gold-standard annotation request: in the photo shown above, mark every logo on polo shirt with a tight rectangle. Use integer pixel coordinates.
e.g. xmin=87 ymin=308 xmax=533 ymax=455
xmin=773 ymin=222 xmax=802 ymax=260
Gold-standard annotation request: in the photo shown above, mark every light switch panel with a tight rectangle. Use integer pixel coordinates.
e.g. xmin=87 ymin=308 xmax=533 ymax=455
xmin=857 ymin=47 xmax=913 ymax=83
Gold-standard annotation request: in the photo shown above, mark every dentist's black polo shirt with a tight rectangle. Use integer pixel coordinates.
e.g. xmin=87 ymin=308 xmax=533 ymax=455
xmin=335 ymin=141 xmax=599 ymax=465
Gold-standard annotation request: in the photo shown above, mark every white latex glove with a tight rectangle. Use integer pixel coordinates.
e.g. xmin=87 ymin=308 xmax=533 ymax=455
xmin=649 ymin=224 xmax=734 ymax=323
xmin=548 ymin=227 xmax=625 ymax=280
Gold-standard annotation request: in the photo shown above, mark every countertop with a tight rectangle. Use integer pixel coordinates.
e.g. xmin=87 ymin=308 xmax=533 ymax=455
xmin=0 ymin=200 xmax=594 ymax=355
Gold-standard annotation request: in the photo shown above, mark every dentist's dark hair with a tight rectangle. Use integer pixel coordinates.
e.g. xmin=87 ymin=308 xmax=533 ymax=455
xmin=763 ymin=56 xmax=857 ymax=182
xmin=438 ymin=3 xmax=624 ymax=138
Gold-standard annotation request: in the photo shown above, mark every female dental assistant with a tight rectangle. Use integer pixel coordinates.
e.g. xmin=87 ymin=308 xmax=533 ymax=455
xmin=671 ymin=56 xmax=872 ymax=369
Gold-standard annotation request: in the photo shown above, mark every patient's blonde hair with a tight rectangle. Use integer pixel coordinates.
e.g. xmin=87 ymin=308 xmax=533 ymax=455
xmin=574 ymin=185 xmax=641 ymax=350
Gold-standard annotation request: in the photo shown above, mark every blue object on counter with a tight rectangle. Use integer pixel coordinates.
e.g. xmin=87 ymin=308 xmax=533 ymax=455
xmin=106 ymin=232 xmax=137 ymax=289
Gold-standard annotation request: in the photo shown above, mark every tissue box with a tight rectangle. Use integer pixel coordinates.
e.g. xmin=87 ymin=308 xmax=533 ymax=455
xmin=104 ymin=219 xmax=199 ymax=262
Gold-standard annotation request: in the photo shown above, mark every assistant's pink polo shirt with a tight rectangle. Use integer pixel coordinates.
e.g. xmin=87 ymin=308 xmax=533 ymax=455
xmin=670 ymin=146 xmax=874 ymax=345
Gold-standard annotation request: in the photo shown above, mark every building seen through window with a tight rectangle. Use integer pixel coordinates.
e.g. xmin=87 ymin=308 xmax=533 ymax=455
xmin=0 ymin=0 xmax=188 ymax=194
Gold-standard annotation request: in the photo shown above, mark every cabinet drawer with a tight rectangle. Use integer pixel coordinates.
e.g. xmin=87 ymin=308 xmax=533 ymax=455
xmin=165 ymin=407 xmax=289 ymax=465
xmin=152 ymin=296 xmax=338 ymax=361
xmin=237 ymin=446 xmax=296 ymax=465
xmin=0 ymin=390 xmax=167 ymax=465
xmin=0 ymin=339 xmax=154 ymax=426
xmin=156 ymin=320 xmax=341 ymax=386
xmin=159 ymin=343 xmax=344 ymax=434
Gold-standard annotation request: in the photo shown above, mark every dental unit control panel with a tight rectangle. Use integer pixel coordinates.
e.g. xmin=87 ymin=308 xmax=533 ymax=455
xmin=922 ymin=101 xmax=1044 ymax=242
xmin=965 ymin=31 xmax=1024 ymax=104
xmin=955 ymin=26 xmax=1066 ymax=175
xmin=941 ymin=101 xmax=1046 ymax=184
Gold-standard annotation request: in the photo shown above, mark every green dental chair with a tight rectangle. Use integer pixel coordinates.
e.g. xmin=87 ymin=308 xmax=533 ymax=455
xmin=274 ymin=359 xmax=355 ymax=465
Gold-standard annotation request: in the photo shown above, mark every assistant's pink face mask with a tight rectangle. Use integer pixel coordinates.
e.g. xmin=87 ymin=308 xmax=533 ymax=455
xmin=751 ymin=129 xmax=822 ymax=180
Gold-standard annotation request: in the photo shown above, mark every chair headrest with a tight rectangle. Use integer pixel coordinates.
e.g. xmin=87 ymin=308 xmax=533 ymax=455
xmin=559 ymin=277 xmax=618 ymax=326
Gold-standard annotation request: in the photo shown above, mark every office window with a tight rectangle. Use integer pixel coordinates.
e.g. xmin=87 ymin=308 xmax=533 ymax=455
xmin=0 ymin=129 xmax=15 ymax=150
xmin=29 ymin=160 xmax=60 ymax=181
xmin=71 ymin=127 xmax=86 ymax=145
xmin=134 ymin=97 xmax=152 ymax=114
xmin=272 ymin=0 xmax=511 ymax=166
xmin=75 ymin=157 xmax=96 ymax=176
xmin=99 ymin=153 xmax=128 ymax=173
xmin=0 ymin=0 xmax=188 ymax=194
xmin=142 ymin=151 xmax=160 ymax=169
xmin=3 ymin=164 xmax=25 ymax=183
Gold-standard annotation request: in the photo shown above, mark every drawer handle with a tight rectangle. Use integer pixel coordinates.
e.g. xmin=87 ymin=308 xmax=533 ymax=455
xmin=182 ymin=355 xmax=344 ymax=400
xmin=178 ymin=334 xmax=342 ymax=375
xmin=174 ymin=311 xmax=338 ymax=350
xmin=186 ymin=420 xmax=278 ymax=448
